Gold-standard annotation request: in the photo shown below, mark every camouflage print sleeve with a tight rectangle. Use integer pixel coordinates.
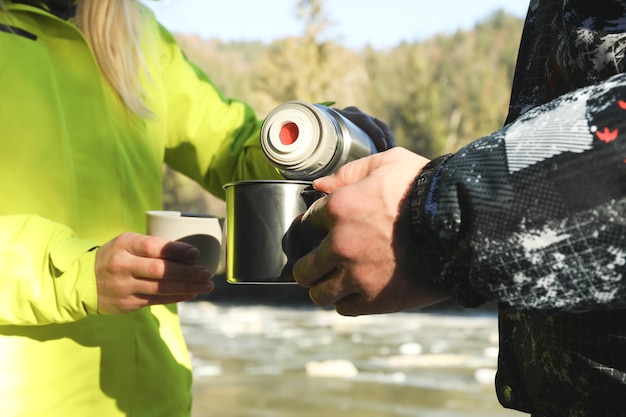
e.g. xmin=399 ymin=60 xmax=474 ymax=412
xmin=427 ymin=73 xmax=626 ymax=312
xmin=412 ymin=0 xmax=626 ymax=312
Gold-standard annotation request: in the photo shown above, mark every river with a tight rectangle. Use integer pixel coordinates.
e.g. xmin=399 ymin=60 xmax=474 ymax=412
xmin=180 ymin=301 xmax=524 ymax=417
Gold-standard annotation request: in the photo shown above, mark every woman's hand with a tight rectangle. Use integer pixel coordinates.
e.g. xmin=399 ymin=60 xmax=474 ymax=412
xmin=95 ymin=232 xmax=214 ymax=314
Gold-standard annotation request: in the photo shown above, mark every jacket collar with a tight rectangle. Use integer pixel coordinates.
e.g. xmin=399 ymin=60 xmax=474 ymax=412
xmin=10 ymin=0 xmax=77 ymax=20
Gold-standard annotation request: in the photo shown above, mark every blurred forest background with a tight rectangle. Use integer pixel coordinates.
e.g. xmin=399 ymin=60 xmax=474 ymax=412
xmin=161 ymin=0 xmax=524 ymax=301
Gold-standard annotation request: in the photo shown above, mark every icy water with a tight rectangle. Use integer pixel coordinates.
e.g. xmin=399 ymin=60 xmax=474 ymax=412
xmin=180 ymin=302 xmax=523 ymax=417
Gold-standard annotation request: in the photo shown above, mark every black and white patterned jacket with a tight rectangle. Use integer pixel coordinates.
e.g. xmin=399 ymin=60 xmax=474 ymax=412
xmin=410 ymin=1 xmax=626 ymax=415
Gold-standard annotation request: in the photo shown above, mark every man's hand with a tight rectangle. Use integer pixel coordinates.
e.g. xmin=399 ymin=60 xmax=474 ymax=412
xmin=293 ymin=147 xmax=450 ymax=316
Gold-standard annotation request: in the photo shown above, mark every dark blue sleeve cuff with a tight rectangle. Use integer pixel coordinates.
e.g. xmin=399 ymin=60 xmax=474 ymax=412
xmin=408 ymin=154 xmax=487 ymax=308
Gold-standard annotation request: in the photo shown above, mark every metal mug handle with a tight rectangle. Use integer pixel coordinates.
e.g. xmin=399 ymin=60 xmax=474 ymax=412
xmin=300 ymin=185 xmax=326 ymax=208
xmin=282 ymin=186 xmax=327 ymax=273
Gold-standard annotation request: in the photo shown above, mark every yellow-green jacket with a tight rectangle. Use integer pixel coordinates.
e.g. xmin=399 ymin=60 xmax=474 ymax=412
xmin=0 ymin=3 xmax=279 ymax=416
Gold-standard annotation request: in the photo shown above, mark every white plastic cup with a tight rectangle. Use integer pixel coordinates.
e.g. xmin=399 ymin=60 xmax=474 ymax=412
xmin=146 ymin=210 xmax=224 ymax=273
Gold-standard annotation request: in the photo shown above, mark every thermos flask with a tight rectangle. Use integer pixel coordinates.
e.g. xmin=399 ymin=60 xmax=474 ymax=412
xmin=260 ymin=100 xmax=377 ymax=180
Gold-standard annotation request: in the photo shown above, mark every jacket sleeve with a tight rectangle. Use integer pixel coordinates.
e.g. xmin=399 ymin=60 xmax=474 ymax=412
xmin=0 ymin=215 xmax=99 ymax=325
xmin=153 ymin=23 xmax=281 ymax=200
xmin=413 ymin=73 xmax=626 ymax=313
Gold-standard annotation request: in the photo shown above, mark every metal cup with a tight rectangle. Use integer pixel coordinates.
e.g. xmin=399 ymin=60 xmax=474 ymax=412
xmin=224 ymin=180 xmax=324 ymax=284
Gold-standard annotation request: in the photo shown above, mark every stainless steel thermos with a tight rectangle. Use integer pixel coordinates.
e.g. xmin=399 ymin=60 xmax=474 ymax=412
xmin=260 ymin=100 xmax=377 ymax=180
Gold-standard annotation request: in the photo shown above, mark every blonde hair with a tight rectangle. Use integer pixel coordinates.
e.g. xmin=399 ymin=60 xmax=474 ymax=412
xmin=1 ymin=0 xmax=152 ymax=118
